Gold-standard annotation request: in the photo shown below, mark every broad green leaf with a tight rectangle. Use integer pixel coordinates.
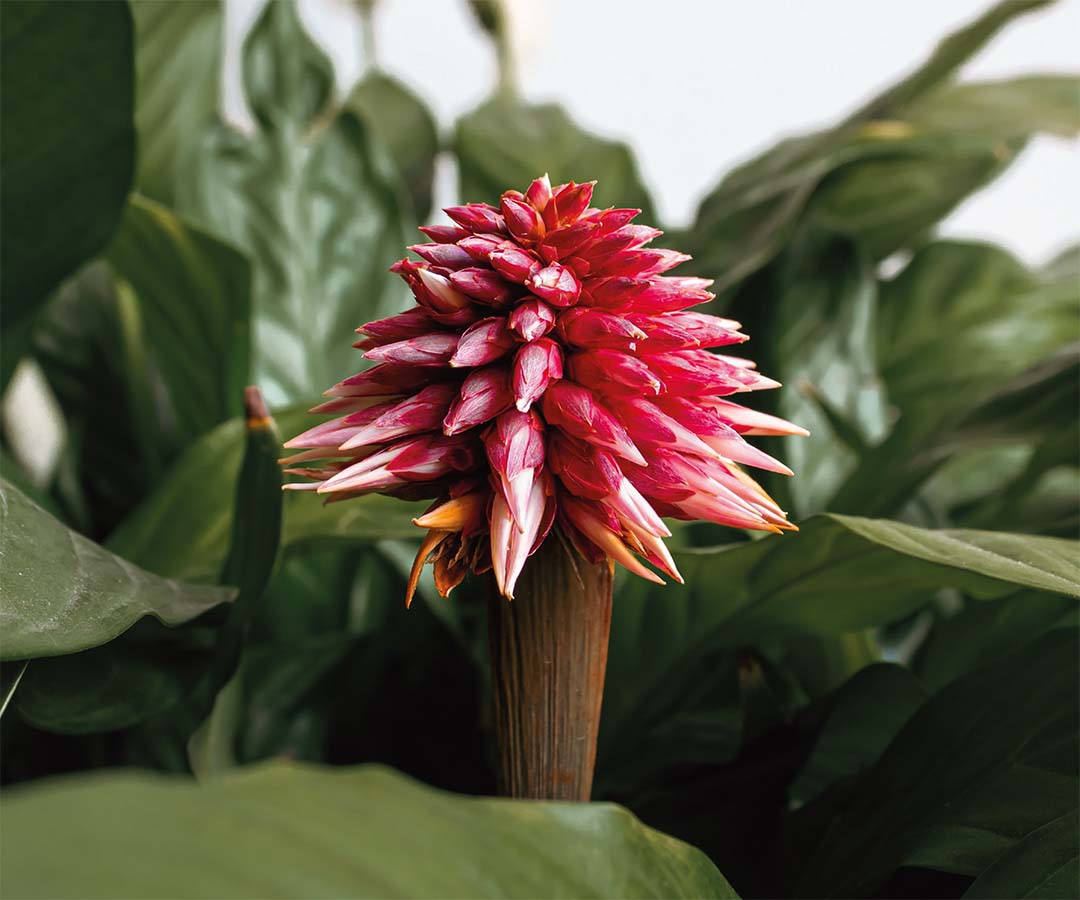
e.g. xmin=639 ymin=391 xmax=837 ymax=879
xmin=789 ymin=629 xmax=1078 ymax=897
xmin=916 ymin=590 xmax=1078 ymax=690
xmin=1 ymin=763 xmax=738 ymax=899
xmin=905 ymin=75 xmax=1080 ymax=140
xmin=790 ymin=664 xmax=928 ymax=804
xmin=0 ymin=479 xmax=234 ymax=661
xmin=107 ymin=195 xmax=252 ymax=443
xmin=455 ymin=98 xmax=655 ymax=220
xmin=601 ymin=515 xmax=1079 ymax=769
xmin=0 ymin=0 xmax=135 ymax=328
xmin=905 ymin=765 xmax=1077 ymax=878
xmin=30 ymin=264 xmax=152 ymax=536
xmin=832 ymin=342 xmax=1079 ymax=519
xmin=179 ymin=0 xmax=410 ymax=407
xmin=15 ymin=620 xmax=215 ymax=734
xmin=878 ymin=241 xmax=1078 ymax=427
xmin=681 ymin=1 xmax=1065 ymax=295
xmin=766 ymin=237 xmax=888 ymax=516
xmin=106 ymin=409 xmax=425 ymax=582
xmin=131 ymin=0 xmax=222 ymax=205
xmin=963 ymin=811 xmax=1079 ymax=899
xmin=348 ymin=71 xmax=440 ymax=221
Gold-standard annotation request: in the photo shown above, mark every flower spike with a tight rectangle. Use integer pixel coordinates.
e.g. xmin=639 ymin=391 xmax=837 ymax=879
xmin=286 ymin=174 xmax=803 ymax=601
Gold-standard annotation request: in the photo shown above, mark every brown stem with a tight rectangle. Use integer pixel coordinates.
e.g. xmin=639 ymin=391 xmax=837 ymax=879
xmin=486 ymin=533 xmax=614 ymax=801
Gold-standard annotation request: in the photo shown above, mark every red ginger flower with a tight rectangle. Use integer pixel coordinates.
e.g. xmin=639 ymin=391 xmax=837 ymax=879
xmin=284 ymin=175 xmax=806 ymax=603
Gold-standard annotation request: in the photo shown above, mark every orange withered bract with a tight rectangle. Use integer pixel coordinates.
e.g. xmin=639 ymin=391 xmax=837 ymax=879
xmin=284 ymin=175 xmax=805 ymax=603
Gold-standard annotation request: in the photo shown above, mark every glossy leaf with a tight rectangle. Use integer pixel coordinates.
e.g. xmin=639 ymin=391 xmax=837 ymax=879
xmin=106 ymin=409 xmax=425 ymax=582
xmin=789 ymin=629 xmax=1078 ymax=897
xmin=0 ymin=0 xmax=135 ymax=328
xmin=905 ymin=764 xmax=1077 ymax=878
xmin=179 ymin=0 xmax=410 ymax=406
xmin=15 ymin=620 xmax=215 ymax=734
xmin=767 ymin=237 xmax=888 ymax=515
xmin=789 ymin=664 xmax=928 ymax=804
xmin=963 ymin=811 xmax=1079 ymax=899
xmin=455 ymin=98 xmax=655 ymax=219
xmin=878 ymin=241 xmax=1078 ymax=427
xmin=1 ymin=763 xmax=737 ymax=899
xmin=107 ymin=195 xmax=252 ymax=442
xmin=131 ymin=0 xmax=222 ymax=205
xmin=601 ymin=515 xmax=1079 ymax=769
xmin=348 ymin=70 xmax=440 ymax=221
xmin=0 ymin=479 xmax=234 ymax=661
xmin=916 ymin=590 xmax=1078 ymax=690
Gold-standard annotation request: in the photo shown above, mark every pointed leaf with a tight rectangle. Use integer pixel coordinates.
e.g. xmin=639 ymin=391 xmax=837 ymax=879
xmin=455 ymin=98 xmax=655 ymax=219
xmin=0 ymin=480 xmax=234 ymax=661
xmin=0 ymin=0 xmax=135 ymax=328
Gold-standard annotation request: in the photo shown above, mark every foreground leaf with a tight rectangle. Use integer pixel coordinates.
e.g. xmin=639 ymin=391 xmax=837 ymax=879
xmin=106 ymin=409 xmax=424 ymax=582
xmin=1 ymin=763 xmax=737 ymax=899
xmin=179 ymin=0 xmax=410 ymax=406
xmin=0 ymin=480 xmax=234 ymax=661
xmin=0 ymin=0 xmax=135 ymax=328
xmin=455 ymin=98 xmax=655 ymax=219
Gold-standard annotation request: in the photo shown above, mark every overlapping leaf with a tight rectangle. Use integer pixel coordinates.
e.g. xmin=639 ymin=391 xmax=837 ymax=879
xmin=0 ymin=1 xmax=135 ymax=328
xmin=455 ymin=98 xmax=655 ymax=219
xmin=131 ymin=0 xmax=222 ymax=205
xmin=0 ymin=480 xmax=234 ymax=661
xmin=106 ymin=409 xmax=425 ymax=582
xmin=178 ymin=0 xmax=410 ymax=407
xmin=2 ymin=763 xmax=737 ymax=899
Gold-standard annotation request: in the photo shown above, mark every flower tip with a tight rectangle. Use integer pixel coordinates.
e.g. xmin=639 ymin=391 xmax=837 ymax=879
xmin=515 ymin=398 xmax=531 ymax=413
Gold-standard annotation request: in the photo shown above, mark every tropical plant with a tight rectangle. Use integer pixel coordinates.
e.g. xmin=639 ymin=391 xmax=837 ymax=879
xmin=1 ymin=1 xmax=1077 ymax=898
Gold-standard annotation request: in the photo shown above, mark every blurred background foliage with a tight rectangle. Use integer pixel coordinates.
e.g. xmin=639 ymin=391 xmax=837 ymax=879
xmin=0 ymin=1 xmax=1078 ymax=898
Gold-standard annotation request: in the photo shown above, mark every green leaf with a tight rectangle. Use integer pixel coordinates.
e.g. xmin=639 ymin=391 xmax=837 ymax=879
xmin=1 ymin=763 xmax=738 ymax=899
xmin=904 ymin=765 xmax=1077 ymax=878
xmin=0 ymin=0 xmax=135 ymax=328
xmin=916 ymin=590 xmax=1078 ymax=690
xmin=832 ymin=343 xmax=1079 ymax=521
xmin=601 ymin=515 xmax=1079 ymax=769
xmin=455 ymin=98 xmax=655 ymax=220
xmin=905 ymin=74 xmax=1080 ymax=139
xmin=790 ymin=664 xmax=928 ymax=804
xmin=14 ymin=620 xmax=215 ymax=734
xmin=348 ymin=71 xmax=440 ymax=221
xmin=767 ymin=237 xmax=888 ymax=516
xmin=106 ymin=195 xmax=252 ymax=443
xmin=789 ymin=629 xmax=1078 ymax=897
xmin=106 ymin=408 xmax=425 ymax=582
xmin=178 ymin=0 xmax=410 ymax=407
xmin=131 ymin=0 xmax=222 ymax=205
xmin=878 ymin=241 xmax=1078 ymax=428
xmin=0 ymin=479 xmax=234 ymax=661
xmin=963 ymin=811 xmax=1079 ymax=899
xmin=682 ymin=1 xmax=1065 ymax=295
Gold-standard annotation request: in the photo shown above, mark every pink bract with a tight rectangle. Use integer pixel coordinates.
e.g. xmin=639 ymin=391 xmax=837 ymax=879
xmin=284 ymin=175 xmax=806 ymax=603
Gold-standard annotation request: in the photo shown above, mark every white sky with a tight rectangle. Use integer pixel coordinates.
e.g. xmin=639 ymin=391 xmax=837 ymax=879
xmin=229 ymin=0 xmax=1080 ymax=264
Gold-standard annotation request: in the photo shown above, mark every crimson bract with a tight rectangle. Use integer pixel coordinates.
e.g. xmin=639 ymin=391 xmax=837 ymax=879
xmin=284 ymin=175 xmax=806 ymax=603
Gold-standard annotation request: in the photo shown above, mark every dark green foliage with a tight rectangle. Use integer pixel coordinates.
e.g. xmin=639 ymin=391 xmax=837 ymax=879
xmin=1 ymin=2 xmax=1077 ymax=898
